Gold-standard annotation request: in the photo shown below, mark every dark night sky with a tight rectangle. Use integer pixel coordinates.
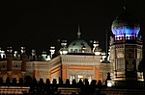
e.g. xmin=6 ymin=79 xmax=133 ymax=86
xmin=1 ymin=0 xmax=145 ymax=51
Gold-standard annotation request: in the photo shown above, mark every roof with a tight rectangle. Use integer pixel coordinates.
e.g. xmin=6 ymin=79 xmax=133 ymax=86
xmin=68 ymin=39 xmax=92 ymax=54
xmin=111 ymin=11 xmax=140 ymax=37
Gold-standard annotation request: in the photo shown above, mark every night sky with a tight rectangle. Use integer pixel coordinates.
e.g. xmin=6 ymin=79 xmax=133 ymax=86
xmin=1 ymin=0 xmax=145 ymax=51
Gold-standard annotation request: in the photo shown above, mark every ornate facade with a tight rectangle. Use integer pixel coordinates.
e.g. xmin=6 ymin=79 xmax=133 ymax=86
xmin=0 ymin=10 xmax=144 ymax=87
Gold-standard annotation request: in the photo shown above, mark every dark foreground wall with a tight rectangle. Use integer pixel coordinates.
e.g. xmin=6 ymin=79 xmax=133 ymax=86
xmin=0 ymin=77 xmax=145 ymax=95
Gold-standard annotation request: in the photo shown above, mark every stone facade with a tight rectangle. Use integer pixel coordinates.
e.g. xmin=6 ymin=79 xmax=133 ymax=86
xmin=48 ymin=54 xmax=111 ymax=83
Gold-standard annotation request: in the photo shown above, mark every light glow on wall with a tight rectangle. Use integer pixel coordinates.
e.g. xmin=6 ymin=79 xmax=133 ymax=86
xmin=107 ymin=80 xmax=114 ymax=87
xmin=60 ymin=50 xmax=68 ymax=55
xmin=112 ymin=26 xmax=140 ymax=37
xmin=94 ymin=51 xmax=101 ymax=55
xmin=0 ymin=50 xmax=6 ymax=59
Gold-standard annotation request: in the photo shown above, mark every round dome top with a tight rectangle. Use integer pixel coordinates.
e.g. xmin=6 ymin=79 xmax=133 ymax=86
xmin=68 ymin=40 xmax=92 ymax=53
xmin=111 ymin=11 xmax=140 ymax=37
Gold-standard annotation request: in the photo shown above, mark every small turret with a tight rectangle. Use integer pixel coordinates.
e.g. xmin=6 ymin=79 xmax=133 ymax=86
xmin=6 ymin=46 xmax=13 ymax=71
xmin=93 ymin=41 xmax=101 ymax=55
xmin=41 ymin=51 xmax=50 ymax=61
xmin=21 ymin=47 xmax=26 ymax=54
xmin=60 ymin=40 xmax=68 ymax=55
xmin=21 ymin=47 xmax=28 ymax=72
xmin=77 ymin=25 xmax=81 ymax=39
xmin=31 ymin=49 xmax=37 ymax=60
xmin=7 ymin=46 xmax=13 ymax=53
xmin=50 ymin=46 xmax=55 ymax=58
xmin=0 ymin=48 xmax=6 ymax=59
xmin=13 ymin=51 xmax=18 ymax=58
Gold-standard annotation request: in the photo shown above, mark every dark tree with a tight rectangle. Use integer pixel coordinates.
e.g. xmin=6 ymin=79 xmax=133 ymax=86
xmin=37 ymin=78 xmax=45 ymax=93
xmin=58 ymin=77 xmax=63 ymax=86
xmin=6 ymin=77 xmax=11 ymax=86
xmin=45 ymin=79 xmax=51 ymax=94
xmin=72 ymin=79 xmax=77 ymax=87
xmin=97 ymin=80 xmax=102 ymax=88
xmin=90 ymin=80 xmax=97 ymax=87
xmin=52 ymin=79 xmax=57 ymax=85
xmin=51 ymin=79 xmax=58 ymax=95
xmin=65 ymin=79 xmax=70 ymax=86
xmin=12 ymin=78 xmax=17 ymax=86
xmin=46 ymin=78 xmax=50 ymax=85
xmin=39 ymin=78 xmax=44 ymax=85
xmin=24 ymin=76 xmax=32 ymax=86
xmin=32 ymin=78 xmax=38 ymax=86
xmin=84 ymin=79 xmax=89 ymax=86
xmin=0 ymin=77 xmax=3 ymax=85
xmin=18 ymin=78 xmax=24 ymax=86
xmin=78 ymin=79 xmax=84 ymax=87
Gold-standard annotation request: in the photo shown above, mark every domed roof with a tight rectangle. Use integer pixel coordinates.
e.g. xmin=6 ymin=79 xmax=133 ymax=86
xmin=111 ymin=11 xmax=140 ymax=37
xmin=68 ymin=40 xmax=92 ymax=53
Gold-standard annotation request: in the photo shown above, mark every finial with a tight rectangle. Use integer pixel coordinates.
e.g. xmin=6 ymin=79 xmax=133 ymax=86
xmin=122 ymin=0 xmax=127 ymax=11
xmin=77 ymin=24 xmax=81 ymax=39
xmin=123 ymin=6 xmax=126 ymax=11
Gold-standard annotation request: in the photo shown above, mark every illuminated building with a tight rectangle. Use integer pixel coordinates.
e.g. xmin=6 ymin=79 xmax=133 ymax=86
xmin=49 ymin=37 xmax=109 ymax=83
xmin=0 ymin=8 xmax=144 ymax=89
xmin=110 ymin=10 xmax=143 ymax=83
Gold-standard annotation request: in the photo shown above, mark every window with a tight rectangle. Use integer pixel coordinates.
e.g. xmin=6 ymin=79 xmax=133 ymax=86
xmin=75 ymin=49 xmax=78 ymax=53
xmin=70 ymin=49 xmax=73 ymax=52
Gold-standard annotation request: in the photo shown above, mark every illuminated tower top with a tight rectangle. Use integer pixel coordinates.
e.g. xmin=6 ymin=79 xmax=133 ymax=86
xmin=111 ymin=9 xmax=140 ymax=39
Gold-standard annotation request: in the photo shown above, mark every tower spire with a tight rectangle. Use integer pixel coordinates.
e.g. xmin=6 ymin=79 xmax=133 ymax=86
xmin=77 ymin=24 xmax=81 ymax=39
xmin=122 ymin=0 xmax=127 ymax=11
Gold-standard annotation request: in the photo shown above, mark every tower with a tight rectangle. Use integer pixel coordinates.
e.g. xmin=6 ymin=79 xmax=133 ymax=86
xmin=21 ymin=47 xmax=27 ymax=72
xmin=50 ymin=46 xmax=55 ymax=58
xmin=110 ymin=10 xmax=143 ymax=83
xmin=6 ymin=46 xmax=13 ymax=72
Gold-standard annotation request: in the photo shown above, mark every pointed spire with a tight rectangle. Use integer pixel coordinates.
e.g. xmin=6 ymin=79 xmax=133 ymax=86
xmin=77 ymin=24 xmax=81 ymax=39
xmin=123 ymin=6 xmax=126 ymax=11
xmin=122 ymin=0 xmax=127 ymax=11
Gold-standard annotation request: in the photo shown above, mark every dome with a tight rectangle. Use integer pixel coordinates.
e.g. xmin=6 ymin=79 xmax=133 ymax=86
xmin=68 ymin=40 xmax=92 ymax=53
xmin=111 ymin=11 xmax=140 ymax=38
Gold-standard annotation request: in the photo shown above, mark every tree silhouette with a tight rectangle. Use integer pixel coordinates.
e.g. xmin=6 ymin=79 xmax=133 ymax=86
xmin=78 ymin=79 xmax=84 ymax=87
xmin=0 ymin=77 xmax=3 ymax=86
xmin=84 ymin=79 xmax=89 ymax=86
xmin=45 ymin=79 xmax=51 ymax=94
xmin=97 ymin=80 xmax=102 ymax=88
xmin=90 ymin=80 xmax=96 ymax=87
xmin=24 ymin=76 xmax=32 ymax=86
xmin=72 ymin=79 xmax=77 ymax=87
xmin=6 ymin=77 xmax=11 ymax=86
xmin=58 ymin=77 xmax=63 ymax=86
xmin=51 ymin=79 xmax=58 ymax=95
xmin=52 ymin=79 xmax=57 ymax=85
xmin=18 ymin=78 xmax=24 ymax=86
xmin=65 ymin=79 xmax=70 ymax=87
xmin=12 ymin=78 xmax=17 ymax=86
xmin=38 ymin=78 xmax=45 ymax=92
